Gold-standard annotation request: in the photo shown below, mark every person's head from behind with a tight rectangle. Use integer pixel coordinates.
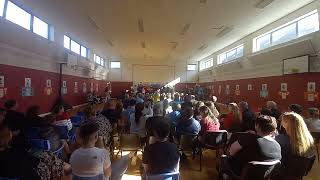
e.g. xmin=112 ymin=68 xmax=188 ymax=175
xmin=212 ymin=96 xmax=218 ymax=103
xmin=308 ymin=107 xmax=319 ymax=119
xmin=153 ymin=117 xmax=170 ymax=141
xmin=26 ymin=105 xmax=40 ymax=117
xmin=183 ymin=106 xmax=194 ymax=119
xmin=129 ymin=99 xmax=136 ymax=108
xmin=171 ymin=102 xmax=181 ymax=112
xmin=204 ymin=101 xmax=219 ymax=118
xmin=288 ymin=104 xmax=303 ymax=115
xmin=52 ymin=104 xmax=64 ymax=115
xmin=281 ymin=112 xmax=314 ymax=156
xmin=199 ymin=105 xmax=211 ymax=119
xmin=79 ymin=122 xmax=99 ymax=146
xmin=84 ymin=105 xmax=96 ymax=119
xmin=0 ymin=125 xmax=12 ymax=150
xmin=135 ymin=103 xmax=145 ymax=123
xmin=266 ymin=101 xmax=277 ymax=110
xmin=4 ymin=99 xmax=18 ymax=110
xmin=228 ymin=103 xmax=239 ymax=113
xmin=260 ymin=108 xmax=272 ymax=116
xmin=115 ymin=101 xmax=123 ymax=114
xmin=184 ymin=95 xmax=192 ymax=103
xmin=255 ymin=115 xmax=277 ymax=136
xmin=173 ymin=93 xmax=180 ymax=102
xmin=238 ymin=101 xmax=249 ymax=112
xmin=195 ymin=101 xmax=205 ymax=111
xmin=153 ymin=102 xmax=163 ymax=116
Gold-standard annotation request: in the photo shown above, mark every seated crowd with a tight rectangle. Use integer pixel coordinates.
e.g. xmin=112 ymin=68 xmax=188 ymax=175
xmin=0 ymin=90 xmax=319 ymax=180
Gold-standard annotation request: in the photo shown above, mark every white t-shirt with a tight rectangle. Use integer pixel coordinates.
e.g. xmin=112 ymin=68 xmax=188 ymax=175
xmin=70 ymin=147 xmax=111 ymax=177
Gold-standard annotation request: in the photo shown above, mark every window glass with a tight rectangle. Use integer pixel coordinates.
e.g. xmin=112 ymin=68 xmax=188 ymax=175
xmin=200 ymin=62 xmax=205 ymax=70
xmin=70 ymin=40 xmax=80 ymax=54
xmin=33 ymin=16 xmax=48 ymax=39
xmin=187 ymin=64 xmax=196 ymax=71
xmin=81 ymin=46 xmax=87 ymax=58
xmin=256 ymin=34 xmax=271 ymax=51
xmin=236 ymin=45 xmax=244 ymax=57
xmin=226 ymin=49 xmax=236 ymax=59
xmin=298 ymin=13 xmax=319 ymax=37
xmin=95 ymin=55 xmax=101 ymax=64
xmin=0 ymin=0 xmax=5 ymax=17
xmin=111 ymin=61 xmax=121 ymax=69
xmin=218 ymin=54 xmax=226 ymax=64
xmin=101 ymin=59 xmax=105 ymax=66
xmin=6 ymin=1 xmax=31 ymax=30
xmin=64 ymin=35 xmax=70 ymax=49
xmin=272 ymin=23 xmax=297 ymax=46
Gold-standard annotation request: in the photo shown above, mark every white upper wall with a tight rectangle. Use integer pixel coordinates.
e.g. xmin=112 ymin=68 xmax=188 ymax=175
xmin=199 ymin=1 xmax=320 ymax=82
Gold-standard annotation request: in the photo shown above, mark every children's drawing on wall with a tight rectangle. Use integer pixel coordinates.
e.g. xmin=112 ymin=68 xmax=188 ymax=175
xmin=83 ymin=82 xmax=87 ymax=93
xmin=235 ymin=84 xmax=240 ymax=96
xmin=260 ymin=84 xmax=268 ymax=98
xmin=22 ymin=78 xmax=33 ymax=96
xmin=45 ymin=79 xmax=52 ymax=95
xmin=278 ymin=83 xmax=289 ymax=99
xmin=90 ymin=82 xmax=94 ymax=92
xmin=225 ymin=85 xmax=230 ymax=95
xmin=62 ymin=81 xmax=67 ymax=94
xmin=218 ymin=85 xmax=221 ymax=95
xmin=248 ymin=84 xmax=253 ymax=91
xmin=74 ymin=82 xmax=78 ymax=93
xmin=0 ymin=76 xmax=7 ymax=98
xmin=304 ymin=82 xmax=318 ymax=101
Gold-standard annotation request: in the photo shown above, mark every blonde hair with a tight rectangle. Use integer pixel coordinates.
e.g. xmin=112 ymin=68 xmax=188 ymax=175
xmin=282 ymin=112 xmax=314 ymax=157
xmin=229 ymin=103 xmax=242 ymax=123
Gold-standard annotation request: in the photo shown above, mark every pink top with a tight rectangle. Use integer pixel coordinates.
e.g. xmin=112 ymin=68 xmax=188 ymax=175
xmin=200 ymin=116 xmax=220 ymax=134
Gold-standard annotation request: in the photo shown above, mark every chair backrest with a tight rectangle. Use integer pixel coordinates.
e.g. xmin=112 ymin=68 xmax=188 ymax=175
xmin=227 ymin=132 xmax=248 ymax=147
xmin=283 ymin=155 xmax=316 ymax=177
xmin=72 ymin=174 xmax=105 ymax=180
xmin=203 ymin=130 xmax=228 ymax=148
xmin=52 ymin=143 xmax=65 ymax=159
xmin=54 ymin=125 xmax=69 ymax=139
xmin=241 ymin=160 xmax=281 ymax=180
xmin=179 ymin=134 xmax=198 ymax=151
xmin=146 ymin=172 xmax=179 ymax=180
xmin=30 ymin=139 xmax=51 ymax=151
xmin=119 ymin=133 xmax=141 ymax=151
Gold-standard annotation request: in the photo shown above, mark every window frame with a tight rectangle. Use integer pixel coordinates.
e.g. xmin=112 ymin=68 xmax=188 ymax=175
xmin=218 ymin=44 xmax=244 ymax=65
xmin=187 ymin=64 xmax=197 ymax=71
xmin=64 ymin=35 xmax=89 ymax=59
xmin=253 ymin=10 xmax=319 ymax=52
xmin=110 ymin=61 xmax=121 ymax=69
xmin=5 ymin=1 xmax=32 ymax=30
xmin=94 ymin=54 xmax=105 ymax=67
xmin=199 ymin=58 xmax=213 ymax=71
xmin=0 ymin=0 xmax=6 ymax=17
xmin=33 ymin=16 xmax=49 ymax=39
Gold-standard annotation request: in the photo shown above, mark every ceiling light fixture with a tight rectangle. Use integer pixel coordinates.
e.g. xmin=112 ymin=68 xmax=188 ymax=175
xmin=255 ymin=0 xmax=274 ymax=9
xmin=88 ymin=16 xmax=103 ymax=32
xmin=138 ymin=18 xmax=144 ymax=33
xmin=216 ymin=26 xmax=233 ymax=37
xmin=180 ymin=24 xmax=191 ymax=35
xmin=198 ymin=44 xmax=208 ymax=51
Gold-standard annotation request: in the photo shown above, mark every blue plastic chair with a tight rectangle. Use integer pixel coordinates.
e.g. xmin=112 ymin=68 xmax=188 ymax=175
xmin=54 ymin=125 xmax=69 ymax=139
xmin=71 ymin=115 xmax=83 ymax=127
xmin=30 ymin=139 xmax=51 ymax=151
xmin=146 ymin=172 xmax=180 ymax=180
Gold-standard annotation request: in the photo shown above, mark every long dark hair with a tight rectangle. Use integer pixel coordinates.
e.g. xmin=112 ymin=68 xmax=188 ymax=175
xmin=135 ymin=103 xmax=144 ymax=124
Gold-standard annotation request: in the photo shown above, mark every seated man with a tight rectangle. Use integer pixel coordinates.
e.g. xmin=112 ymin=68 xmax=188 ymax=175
xmin=142 ymin=117 xmax=180 ymax=175
xmin=70 ymin=121 xmax=135 ymax=180
xmin=221 ymin=115 xmax=281 ymax=177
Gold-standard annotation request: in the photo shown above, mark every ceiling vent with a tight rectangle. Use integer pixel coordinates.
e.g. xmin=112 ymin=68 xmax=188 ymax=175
xmin=211 ymin=26 xmax=224 ymax=30
xmin=106 ymin=40 xmax=114 ymax=47
xmin=141 ymin=41 xmax=146 ymax=48
xmin=88 ymin=16 xmax=103 ymax=32
xmin=216 ymin=26 xmax=233 ymax=37
xmin=169 ymin=42 xmax=178 ymax=50
xmin=255 ymin=0 xmax=274 ymax=9
xmin=198 ymin=44 xmax=208 ymax=51
xmin=138 ymin=18 xmax=144 ymax=33
xmin=180 ymin=23 xmax=191 ymax=35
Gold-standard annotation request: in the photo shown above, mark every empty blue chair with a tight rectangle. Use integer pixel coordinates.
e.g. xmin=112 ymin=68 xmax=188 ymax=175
xmin=146 ymin=172 xmax=180 ymax=180
xmin=30 ymin=139 xmax=51 ymax=151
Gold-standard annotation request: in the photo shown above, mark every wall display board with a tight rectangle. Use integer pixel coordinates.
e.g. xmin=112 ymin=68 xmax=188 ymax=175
xmin=304 ymin=82 xmax=318 ymax=101
xmin=22 ymin=78 xmax=33 ymax=96
xmin=260 ymin=84 xmax=268 ymax=98
xmin=279 ymin=83 xmax=289 ymax=99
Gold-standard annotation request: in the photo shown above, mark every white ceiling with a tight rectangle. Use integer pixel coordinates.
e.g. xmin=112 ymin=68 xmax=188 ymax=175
xmin=20 ymin=0 xmax=315 ymax=63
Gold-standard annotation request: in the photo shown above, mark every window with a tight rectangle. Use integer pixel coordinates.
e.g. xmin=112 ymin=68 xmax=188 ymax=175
xmin=218 ymin=44 xmax=244 ymax=64
xmin=199 ymin=58 xmax=213 ymax=71
xmin=70 ymin=40 xmax=80 ymax=54
xmin=33 ymin=16 xmax=48 ymax=39
xmin=0 ymin=0 xmax=5 ymax=17
xmin=6 ymin=1 xmax=31 ymax=30
xmin=187 ymin=64 xmax=196 ymax=71
xmin=81 ymin=46 xmax=87 ymax=58
xmin=254 ymin=10 xmax=319 ymax=52
xmin=94 ymin=54 xmax=105 ymax=66
xmin=110 ymin=61 xmax=121 ymax=69
xmin=64 ymin=35 xmax=70 ymax=49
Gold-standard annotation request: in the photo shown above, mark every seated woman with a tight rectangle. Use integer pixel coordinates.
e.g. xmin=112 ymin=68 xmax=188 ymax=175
xmin=199 ymin=105 xmax=220 ymax=136
xmin=70 ymin=122 xmax=135 ymax=180
xmin=305 ymin=107 xmax=320 ymax=132
xmin=221 ymin=115 xmax=281 ymax=177
xmin=275 ymin=112 xmax=315 ymax=178
xmin=175 ymin=107 xmax=201 ymax=138
xmin=142 ymin=117 xmax=180 ymax=176
xmin=130 ymin=103 xmax=148 ymax=144
xmin=204 ymin=101 xmax=220 ymax=118
xmin=83 ymin=105 xmax=113 ymax=148
xmin=0 ymin=124 xmax=41 ymax=180
xmin=51 ymin=105 xmax=72 ymax=131
xmin=221 ymin=103 xmax=242 ymax=132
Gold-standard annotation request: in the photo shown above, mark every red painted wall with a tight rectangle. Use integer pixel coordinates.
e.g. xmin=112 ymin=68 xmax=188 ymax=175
xmin=200 ymin=73 xmax=320 ymax=114
xmin=110 ymin=81 xmax=133 ymax=98
xmin=0 ymin=64 xmax=109 ymax=113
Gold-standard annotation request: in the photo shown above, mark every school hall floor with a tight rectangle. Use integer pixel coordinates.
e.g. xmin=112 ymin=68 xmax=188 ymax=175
xmin=62 ymin=147 xmax=320 ymax=180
